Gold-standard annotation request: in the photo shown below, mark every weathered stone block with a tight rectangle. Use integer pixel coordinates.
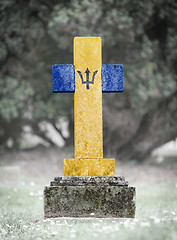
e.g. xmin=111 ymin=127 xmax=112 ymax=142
xmin=44 ymin=176 xmax=136 ymax=218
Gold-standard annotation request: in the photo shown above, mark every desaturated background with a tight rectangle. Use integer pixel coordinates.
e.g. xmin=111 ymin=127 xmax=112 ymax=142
xmin=0 ymin=0 xmax=177 ymax=166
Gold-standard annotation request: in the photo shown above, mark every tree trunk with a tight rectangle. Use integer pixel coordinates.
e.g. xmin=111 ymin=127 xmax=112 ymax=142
xmin=103 ymin=90 xmax=177 ymax=161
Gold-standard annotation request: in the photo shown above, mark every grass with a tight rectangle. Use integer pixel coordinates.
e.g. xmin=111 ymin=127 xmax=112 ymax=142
xmin=0 ymin=179 xmax=177 ymax=240
xmin=0 ymin=147 xmax=177 ymax=239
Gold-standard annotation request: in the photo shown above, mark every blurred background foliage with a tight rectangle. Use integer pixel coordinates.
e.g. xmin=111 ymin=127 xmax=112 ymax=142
xmin=0 ymin=0 xmax=176 ymax=161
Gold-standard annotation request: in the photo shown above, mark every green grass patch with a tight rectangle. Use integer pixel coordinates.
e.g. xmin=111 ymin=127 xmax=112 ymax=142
xmin=0 ymin=180 xmax=177 ymax=240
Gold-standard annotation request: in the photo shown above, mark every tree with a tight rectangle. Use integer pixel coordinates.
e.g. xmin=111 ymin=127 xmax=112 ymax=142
xmin=0 ymin=0 xmax=176 ymax=161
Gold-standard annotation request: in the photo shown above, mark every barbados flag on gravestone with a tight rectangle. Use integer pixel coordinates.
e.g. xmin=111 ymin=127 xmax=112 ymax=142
xmin=53 ymin=64 xmax=123 ymax=92
xmin=44 ymin=37 xmax=135 ymax=219
xmin=52 ymin=37 xmax=123 ymax=176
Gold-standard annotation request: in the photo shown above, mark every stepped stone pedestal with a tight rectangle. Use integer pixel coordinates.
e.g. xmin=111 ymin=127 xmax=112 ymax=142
xmin=44 ymin=176 xmax=136 ymax=218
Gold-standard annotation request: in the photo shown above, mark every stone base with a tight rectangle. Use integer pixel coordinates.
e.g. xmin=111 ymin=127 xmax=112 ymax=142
xmin=44 ymin=176 xmax=136 ymax=218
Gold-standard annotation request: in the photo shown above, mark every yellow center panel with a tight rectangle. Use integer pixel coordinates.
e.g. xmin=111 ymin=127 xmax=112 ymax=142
xmin=74 ymin=37 xmax=103 ymax=159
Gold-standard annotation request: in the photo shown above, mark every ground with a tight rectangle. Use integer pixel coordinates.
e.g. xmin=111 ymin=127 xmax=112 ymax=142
xmin=0 ymin=147 xmax=177 ymax=240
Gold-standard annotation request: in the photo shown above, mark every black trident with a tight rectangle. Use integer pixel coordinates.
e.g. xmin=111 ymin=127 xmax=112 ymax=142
xmin=77 ymin=68 xmax=98 ymax=89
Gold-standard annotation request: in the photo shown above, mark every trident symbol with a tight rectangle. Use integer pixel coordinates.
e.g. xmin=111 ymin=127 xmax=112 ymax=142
xmin=77 ymin=68 xmax=98 ymax=89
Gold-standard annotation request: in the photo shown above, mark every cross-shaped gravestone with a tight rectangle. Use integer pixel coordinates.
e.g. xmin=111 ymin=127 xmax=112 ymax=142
xmin=53 ymin=37 xmax=123 ymax=176
xmin=44 ymin=37 xmax=135 ymax=218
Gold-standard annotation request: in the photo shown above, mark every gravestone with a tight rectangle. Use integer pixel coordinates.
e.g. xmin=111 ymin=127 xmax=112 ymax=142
xmin=44 ymin=37 xmax=136 ymax=218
